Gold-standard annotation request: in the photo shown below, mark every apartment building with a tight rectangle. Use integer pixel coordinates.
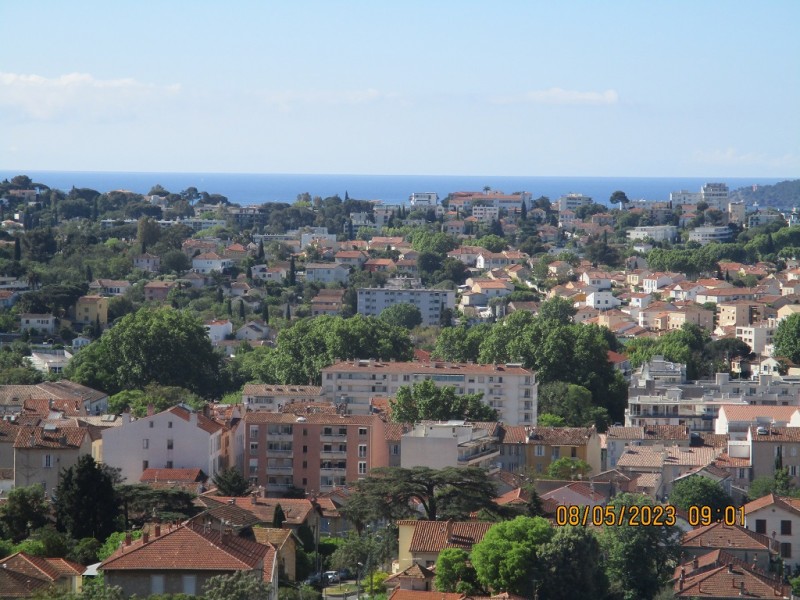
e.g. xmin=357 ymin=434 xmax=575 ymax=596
xmin=241 ymin=412 xmax=388 ymax=495
xmin=400 ymin=422 xmax=500 ymax=469
xmin=357 ymin=288 xmax=455 ymax=326
xmin=321 ymin=360 xmax=537 ymax=425
xmin=626 ymin=226 xmax=678 ymax=243
xmin=736 ymin=322 xmax=775 ymax=356
xmin=688 ymin=226 xmax=732 ymax=245
xmin=556 ymin=193 xmax=592 ymax=212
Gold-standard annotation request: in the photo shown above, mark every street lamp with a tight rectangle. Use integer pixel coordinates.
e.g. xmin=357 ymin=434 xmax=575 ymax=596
xmin=356 ymin=562 xmax=364 ymax=600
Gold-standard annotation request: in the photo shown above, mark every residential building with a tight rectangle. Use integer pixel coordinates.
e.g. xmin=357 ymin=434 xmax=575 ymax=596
xmin=102 ymin=405 xmax=225 ymax=484
xmin=28 ymin=349 xmax=73 ymax=374
xmin=688 ymin=226 xmax=733 ymax=245
xmin=0 ymin=552 xmax=84 ymax=597
xmin=396 ymin=520 xmax=492 ymax=570
xmin=304 ymin=263 xmax=350 ymax=284
xmin=605 ymin=425 xmax=691 ymax=469
xmin=400 ymin=422 xmax=500 ymax=469
xmin=73 ymin=295 xmax=108 ymax=327
xmin=321 ymin=360 xmax=537 ymax=424
xmin=626 ymin=225 xmax=678 ymax=243
xmin=242 ymin=384 xmax=323 ymax=410
xmin=672 ymin=549 xmax=789 ymax=599
xmin=409 ymin=192 xmax=438 ymax=207
xmin=13 ymin=425 xmax=92 ymax=492
xmin=100 ymin=522 xmax=277 ymax=600
xmin=205 ymin=319 xmax=233 ymax=344
xmin=133 ymin=253 xmax=161 ymax=273
xmin=357 ymin=288 xmax=455 ymax=326
xmin=556 ymin=193 xmax=592 ymax=212
xmin=524 ymin=426 xmax=602 ymax=476
xmin=616 ymin=444 xmax=721 ymax=497
xmin=192 ymin=252 xmax=233 ymax=274
xmin=241 ymin=412 xmax=388 ymax=494
xmin=311 ymin=289 xmax=346 ymax=316
xmin=89 ymin=279 xmax=132 ymax=296
xmin=143 ymin=280 xmax=176 ymax=302
xmin=735 ymin=323 xmax=774 ymax=356
xmin=19 ymin=313 xmax=57 ymax=335
xmin=748 ymin=427 xmax=800 ymax=488
xmin=743 ymin=493 xmax=800 ymax=569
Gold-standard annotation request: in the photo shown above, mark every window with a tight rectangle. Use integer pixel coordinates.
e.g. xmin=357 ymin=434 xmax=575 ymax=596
xmin=302 ymin=477 xmax=307 ymax=486
xmin=151 ymin=574 xmax=165 ymax=595
xmin=303 ymin=428 xmax=308 ymax=436
xmin=142 ymin=460 xmax=149 ymax=470
xmin=149 ymin=421 xmax=154 ymax=428
xmin=168 ymin=421 xmax=173 ymax=428
xmin=571 ymin=448 xmax=577 ymax=458
xmin=303 ymin=445 xmax=308 ymax=454
xmin=182 ymin=575 xmax=196 ymax=595
xmin=391 ymin=444 xmax=400 ymax=455
xmin=249 ymin=426 xmax=259 ymax=438
xmin=358 ymin=461 xmax=367 ymax=475
xmin=302 ymin=460 xmax=308 ymax=468
xmin=535 ymin=445 xmax=544 ymax=457
xmin=43 ymin=454 xmax=52 ymax=468
xmin=755 ymin=519 xmax=767 ymax=534
xmin=781 ymin=520 xmax=792 ymax=535
xmin=781 ymin=543 xmax=792 ymax=558
xmin=167 ymin=439 xmax=174 ymax=450
xmin=358 ymin=444 xmax=367 ymax=458
xmin=166 ymin=461 xmax=173 ymax=468
xmin=551 ymin=448 xmax=560 ymax=460
xmin=359 ymin=427 xmax=367 ymax=436
xmin=143 ymin=439 xmax=149 ymax=449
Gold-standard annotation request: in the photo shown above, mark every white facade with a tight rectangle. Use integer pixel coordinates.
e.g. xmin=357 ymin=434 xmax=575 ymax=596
xmin=192 ymin=253 xmax=233 ymax=274
xmin=400 ymin=422 xmax=500 ymax=470
xmin=102 ymin=406 xmax=224 ymax=484
xmin=688 ymin=226 xmax=732 ymax=245
xmin=409 ymin=192 xmax=438 ymax=207
xmin=357 ymin=287 xmax=455 ymax=326
xmin=556 ymin=193 xmax=592 ymax=212
xmin=585 ymin=291 xmax=621 ymax=310
xmin=205 ymin=319 xmax=233 ymax=344
xmin=19 ymin=314 xmax=57 ymax=335
xmin=321 ymin=359 xmax=537 ymax=425
xmin=736 ymin=323 xmax=775 ymax=356
xmin=471 ymin=205 xmax=500 ymax=221
xmin=626 ymin=226 xmax=678 ymax=243
xmin=305 ymin=263 xmax=350 ymax=284
xmin=701 ymin=183 xmax=729 ymax=211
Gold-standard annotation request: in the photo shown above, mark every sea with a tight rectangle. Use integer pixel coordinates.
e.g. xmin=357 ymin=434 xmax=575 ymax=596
xmin=0 ymin=170 xmax=789 ymax=207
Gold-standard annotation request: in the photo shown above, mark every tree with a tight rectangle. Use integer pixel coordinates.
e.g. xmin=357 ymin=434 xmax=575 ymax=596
xmin=748 ymin=467 xmax=798 ymax=500
xmin=273 ymin=503 xmax=286 ymax=528
xmin=774 ymin=313 xmax=800 ymax=363
xmin=610 ymin=190 xmax=630 ymax=209
xmin=213 ymin=467 xmax=251 ymax=497
xmin=538 ymin=382 xmax=609 ymax=429
xmin=432 ymin=324 xmax=491 ymax=363
xmin=537 ymin=526 xmax=608 ymax=600
xmin=435 ymin=547 xmax=481 ymax=594
xmin=203 ymin=570 xmax=272 ymax=600
xmin=136 ymin=216 xmax=161 ymax=249
xmin=0 ymin=484 xmax=50 ymax=542
xmin=379 ymin=303 xmax=423 ymax=330
xmin=288 ymin=255 xmax=297 ymax=285
xmin=390 ymin=379 xmax=496 ymax=423
xmin=547 ymin=457 xmax=592 ymax=480
xmin=668 ymin=476 xmax=733 ymax=514
xmin=600 ymin=494 xmax=681 ymax=600
xmin=475 ymin=235 xmax=507 ymax=253
xmin=470 ymin=516 xmax=554 ymax=596
xmin=346 ymin=466 xmax=497 ymax=522
xmin=64 ymin=307 xmax=223 ymax=397
xmin=54 ymin=455 xmax=119 ymax=541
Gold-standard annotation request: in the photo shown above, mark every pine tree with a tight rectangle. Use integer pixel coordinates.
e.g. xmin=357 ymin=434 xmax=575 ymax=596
xmin=273 ymin=503 xmax=286 ymax=528
xmin=216 ymin=287 xmax=224 ymax=303
xmin=345 ymin=191 xmax=350 ymax=202
xmin=348 ymin=219 xmax=354 ymax=241
xmin=226 ymin=298 xmax=232 ymax=316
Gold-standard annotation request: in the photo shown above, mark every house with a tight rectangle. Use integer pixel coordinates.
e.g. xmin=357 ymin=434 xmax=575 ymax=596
xmin=471 ymin=280 xmax=513 ymax=299
xmin=241 ymin=384 xmax=323 ymax=410
xmin=197 ymin=493 xmax=320 ymax=538
xmin=396 ymin=520 xmax=493 ymax=570
xmin=364 ymin=258 xmax=396 ymax=272
xmin=89 ymin=279 xmax=131 ymax=296
xmin=540 ymin=482 xmax=606 ymax=509
xmin=524 ymin=426 xmax=602 ymax=476
xmin=28 ymin=349 xmax=73 ymax=374
xmin=205 ymin=319 xmax=233 ymax=344
xmin=0 ymin=289 xmax=19 ymax=308
xmin=252 ymin=527 xmax=299 ymax=582
xmin=680 ymin=523 xmax=775 ymax=568
xmin=334 ymin=250 xmax=369 ymax=267
xmin=0 ymin=381 xmax=108 ymax=417
xmin=0 ymin=552 xmax=84 ymax=597
xmin=101 ymin=405 xmax=225 ymax=484
xmin=400 ymin=421 xmax=500 ymax=470
xmin=74 ymin=295 xmax=109 ymax=327
xmin=144 ymin=280 xmax=176 ymax=302
xmin=672 ymin=550 xmax=790 ymax=599
xmin=616 ymin=444 xmax=721 ymax=497
xmin=19 ymin=313 xmax=57 ymax=335
xmin=236 ymin=320 xmax=270 ymax=341
xmin=134 ymin=253 xmax=161 ymax=273
xmin=192 ymin=252 xmax=233 ymax=274
xmin=743 ymin=493 xmax=800 ymax=570
xmin=13 ymin=425 xmax=92 ymax=492
xmin=311 ymin=289 xmax=346 ymax=316
xmin=139 ymin=467 xmax=207 ymax=492
xmin=304 ymin=263 xmax=350 ymax=284
xmin=100 ymin=522 xmax=277 ymax=599
xmin=383 ymin=564 xmax=436 ymax=592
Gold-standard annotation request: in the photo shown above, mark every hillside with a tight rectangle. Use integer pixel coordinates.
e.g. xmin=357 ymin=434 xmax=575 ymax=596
xmin=729 ymin=179 xmax=800 ymax=210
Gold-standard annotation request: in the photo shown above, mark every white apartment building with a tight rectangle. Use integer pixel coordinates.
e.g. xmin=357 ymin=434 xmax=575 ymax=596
xmin=736 ymin=323 xmax=775 ymax=356
xmin=688 ymin=226 xmax=732 ymax=245
xmin=321 ymin=359 xmax=538 ymax=424
xmin=670 ymin=183 xmax=729 ymax=211
xmin=357 ymin=287 xmax=455 ymax=326
xmin=626 ymin=226 xmax=678 ymax=243
xmin=400 ymin=421 xmax=500 ymax=470
xmin=409 ymin=192 xmax=438 ymax=207
xmin=471 ymin=205 xmax=500 ymax=221
xmin=102 ymin=405 xmax=225 ymax=484
xmin=304 ymin=263 xmax=350 ymax=284
xmin=556 ymin=193 xmax=592 ymax=212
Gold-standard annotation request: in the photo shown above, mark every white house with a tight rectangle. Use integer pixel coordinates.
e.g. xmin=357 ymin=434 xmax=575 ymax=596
xmin=101 ymin=405 xmax=224 ymax=484
xmin=743 ymin=494 xmax=800 ymax=570
xmin=191 ymin=252 xmax=233 ymax=274
xmin=304 ymin=263 xmax=350 ymax=284
xmin=585 ymin=291 xmax=621 ymax=311
xmin=19 ymin=314 xmax=57 ymax=335
xmin=205 ymin=319 xmax=233 ymax=344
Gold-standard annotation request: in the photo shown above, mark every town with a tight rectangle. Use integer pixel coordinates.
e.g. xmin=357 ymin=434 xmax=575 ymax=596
xmin=0 ymin=174 xmax=800 ymax=600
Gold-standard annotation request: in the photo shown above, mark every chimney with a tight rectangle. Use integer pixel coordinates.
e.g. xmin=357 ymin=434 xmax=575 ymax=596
xmin=692 ymin=556 xmax=699 ymax=570
xmin=251 ymin=492 xmax=258 ymax=505
xmin=727 ymin=563 xmax=734 ymax=573
xmin=147 ymin=403 xmax=155 ymax=417
xmin=125 ymin=532 xmax=132 ymax=546
xmin=228 ymin=497 xmax=235 ymax=505
xmin=154 ymin=524 xmax=161 ymax=537
xmin=142 ymin=531 xmax=149 ymax=543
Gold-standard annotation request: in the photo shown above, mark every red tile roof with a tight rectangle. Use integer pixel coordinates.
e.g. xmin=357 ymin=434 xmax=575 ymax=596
xmin=166 ymin=405 xmax=224 ymax=435
xmin=389 ymin=591 xmax=464 ymax=600
xmin=100 ymin=523 xmax=273 ymax=573
xmin=140 ymin=468 xmax=206 ymax=483
xmin=399 ymin=520 xmax=492 ymax=553
xmin=681 ymin=523 xmax=772 ymax=551
xmin=13 ymin=425 xmax=87 ymax=449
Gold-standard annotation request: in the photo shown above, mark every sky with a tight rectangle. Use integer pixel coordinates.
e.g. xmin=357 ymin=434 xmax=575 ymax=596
xmin=1 ymin=1 xmax=799 ymax=178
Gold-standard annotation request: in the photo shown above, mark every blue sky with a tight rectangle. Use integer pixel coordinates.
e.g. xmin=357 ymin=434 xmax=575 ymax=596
xmin=1 ymin=1 xmax=798 ymax=177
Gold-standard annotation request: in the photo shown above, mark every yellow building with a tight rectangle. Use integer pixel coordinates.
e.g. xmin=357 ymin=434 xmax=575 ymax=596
xmin=74 ymin=295 xmax=109 ymax=327
xmin=524 ymin=426 xmax=602 ymax=476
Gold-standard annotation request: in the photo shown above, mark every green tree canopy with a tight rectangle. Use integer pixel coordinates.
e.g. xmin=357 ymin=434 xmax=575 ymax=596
xmin=474 ymin=235 xmax=507 ymax=253
xmin=537 ymin=382 xmax=609 ymax=429
xmin=64 ymin=306 xmax=223 ymax=397
xmin=0 ymin=484 xmax=50 ymax=543
xmin=470 ymin=516 xmax=554 ymax=597
xmin=213 ymin=467 xmax=252 ymax=497
xmin=345 ymin=466 xmax=497 ymax=522
xmin=203 ymin=570 xmax=272 ymax=600
xmin=379 ymin=303 xmax=423 ymax=330
xmin=435 ymin=547 xmax=482 ymax=594
xmin=55 ymin=455 xmax=119 ymax=541
xmin=546 ymin=457 xmax=592 ymax=480
xmin=775 ymin=313 xmax=800 ymax=363
xmin=537 ymin=526 xmax=609 ymax=600
xmin=668 ymin=476 xmax=734 ymax=514
xmin=390 ymin=379 xmax=496 ymax=423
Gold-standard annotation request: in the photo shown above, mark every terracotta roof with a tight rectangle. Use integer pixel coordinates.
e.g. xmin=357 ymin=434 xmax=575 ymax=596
xmin=712 ymin=453 xmax=751 ymax=469
xmin=101 ymin=523 xmax=273 ymax=573
xmin=719 ymin=405 xmax=798 ymax=423
xmin=13 ymin=425 xmax=87 ymax=449
xmin=632 ymin=472 xmax=661 ymax=489
xmin=384 ymin=563 xmax=435 ymax=585
xmin=524 ymin=426 xmax=596 ymax=446
xmin=494 ymin=487 xmax=531 ymax=506
xmin=399 ymin=520 xmax=493 ymax=553
xmin=166 ymin=405 xmax=223 ymax=435
xmin=674 ymin=551 xmax=789 ymax=598
xmin=749 ymin=426 xmax=800 ymax=442
xmin=140 ymin=468 xmax=206 ymax=484
xmin=252 ymin=527 xmax=294 ymax=549
xmin=606 ymin=425 xmax=690 ymax=441
xmin=540 ymin=482 xmax=606 ymax=504
xmin=617 ymin=445 xmax=719 ymax=469
xmin=682 ymin=523 xmax=773 ymax=551
xmin=243 ymin=384 xmax=322 ymax=397
xmin=743 ymin=493 xmax=800 ymax=516
xmin=199 ymin=496 xmax=315 ymax=526
xmin=389 ymin=591 xmax=464 ymax=600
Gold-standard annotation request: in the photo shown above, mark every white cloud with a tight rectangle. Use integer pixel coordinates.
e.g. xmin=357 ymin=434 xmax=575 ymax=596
xmin=490 ymin=87 xmax=619 ymax=106
xmin=693 ymin=147 xmax=800 ymax=171
xmin=0 ymin=72 xmax=181 ymax=120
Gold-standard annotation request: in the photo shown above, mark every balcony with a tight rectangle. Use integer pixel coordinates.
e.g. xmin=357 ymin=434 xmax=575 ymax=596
xmin=266 ymin=463 xmax=293 ymax=473
xmin=458 ymin=448 xmax=500 ymax=466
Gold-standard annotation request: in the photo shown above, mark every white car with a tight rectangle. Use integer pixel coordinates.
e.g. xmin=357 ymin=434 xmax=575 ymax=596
xmin=324 ymin=571 xmax=340 ymax=584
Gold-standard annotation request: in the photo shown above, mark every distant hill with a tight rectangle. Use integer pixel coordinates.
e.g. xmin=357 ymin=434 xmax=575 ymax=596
xmin=729 ymin=179 xmax=800 ymax=210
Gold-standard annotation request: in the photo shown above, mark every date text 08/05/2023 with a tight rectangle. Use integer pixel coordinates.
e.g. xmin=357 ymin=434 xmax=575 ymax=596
xmin=555 ymin=504 xmax=746 ymax=528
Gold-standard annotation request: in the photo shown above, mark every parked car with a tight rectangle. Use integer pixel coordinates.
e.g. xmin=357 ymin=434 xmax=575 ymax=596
xmin=324 ymin=571 xmax=340 ymax=584
xmin=338 ymin=568 xmax=353 ymax=580
xmin=302 ymin=573 xmax=323 ymax=588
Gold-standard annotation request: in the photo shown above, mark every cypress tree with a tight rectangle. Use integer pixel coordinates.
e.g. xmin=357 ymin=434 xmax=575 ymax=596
xmin=288 ymin=256 xmax=296 ymax=285
xmin=262 ymin=303 xmax=269 ymax=325
xmin=13 ymin=237 xmax=20 ymax=261
xmin=285 ymin=303 xmax=291 ymax=320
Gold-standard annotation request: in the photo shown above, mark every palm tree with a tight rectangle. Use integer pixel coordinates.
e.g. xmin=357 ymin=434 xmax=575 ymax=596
xmin=26 ymin=270 xmax=40 ymax=290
